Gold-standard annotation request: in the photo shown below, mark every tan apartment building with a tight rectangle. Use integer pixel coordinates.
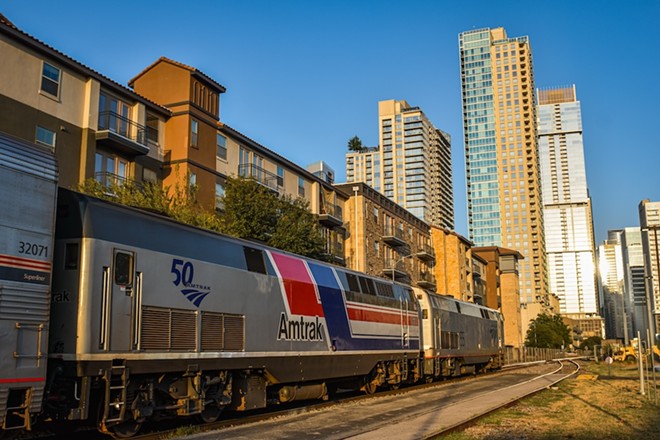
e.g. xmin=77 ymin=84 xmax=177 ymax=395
xmin=129 ymin=57 xmax=347 ymax=262
xmin=472 ymin=247 xmax=524 ymax=348
xmin=430 ymin=227 xmax=473 ymax=301
xmin=335 ymin=182 xmax=435 ymax=289
xmin=129 ymin=57 xmax=227 ymax=210
xmin=0 ymin=14 xmax=170 ymax=190
xmin=459 ymin=27 xmax=548 ymax=315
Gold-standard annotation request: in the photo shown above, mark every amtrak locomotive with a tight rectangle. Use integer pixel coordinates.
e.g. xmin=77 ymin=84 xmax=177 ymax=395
xmin=0 ymin=132 xmax=503 ymax=438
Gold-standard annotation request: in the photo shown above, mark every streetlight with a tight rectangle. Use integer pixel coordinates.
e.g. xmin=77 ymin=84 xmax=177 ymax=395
xmin=388 ymin=252 xmax=424 ymax=281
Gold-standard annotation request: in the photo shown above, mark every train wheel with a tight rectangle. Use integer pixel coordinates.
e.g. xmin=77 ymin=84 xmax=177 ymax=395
xmin=361 ymin=381 xmax=378 ymax=395
xmin=197 ymin=404 xmax=223 ymax=424
xmin=108 ymin=420 xmax=142 ymax=439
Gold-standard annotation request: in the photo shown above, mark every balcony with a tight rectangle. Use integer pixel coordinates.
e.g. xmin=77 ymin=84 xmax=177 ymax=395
xmin=96 ymin=111 xmax=149 ymax=156
xmin=322 ymin=243 xmax=345 ymax=266
xmin=416 ymin=271 xmax=436 ymax=290
xmin=416 ymin=243 xmax=435 ymax=262
xmin=382 ymin=227 xmax=407 ymax=247
xmin=238 ymin=164 xmax=282 ymax=194
xmin=382 ymin=262 xmax=409 ymax=281
xmin=319 ymin=203 xmax=343 ymax=228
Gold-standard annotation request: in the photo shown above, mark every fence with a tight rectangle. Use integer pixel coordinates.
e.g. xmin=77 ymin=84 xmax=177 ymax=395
xmin=504 ymin=346 xmax=577 ymax=365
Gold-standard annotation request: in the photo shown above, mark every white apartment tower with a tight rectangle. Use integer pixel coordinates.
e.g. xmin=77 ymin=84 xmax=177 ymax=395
xmin=537 ymin=85 xmax=598 ymax=316
xmin=345 ymin=99 xmax=454 ymax=229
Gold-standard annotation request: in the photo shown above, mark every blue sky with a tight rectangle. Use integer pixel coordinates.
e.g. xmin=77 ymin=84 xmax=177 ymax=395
xmin=3 ymin=1 xmax=659 ymax=243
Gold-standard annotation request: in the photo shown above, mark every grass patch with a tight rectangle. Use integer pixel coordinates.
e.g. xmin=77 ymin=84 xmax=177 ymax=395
xmin=439 ymin=361 xmax=660 ymax=439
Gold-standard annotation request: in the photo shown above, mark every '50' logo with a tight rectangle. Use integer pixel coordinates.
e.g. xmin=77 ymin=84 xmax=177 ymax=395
xmin=170 ymin=259 xmax=210 ymax=307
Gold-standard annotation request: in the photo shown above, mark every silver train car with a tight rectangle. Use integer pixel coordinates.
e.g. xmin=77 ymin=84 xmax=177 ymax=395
xmin=0 ymin=133 xmax=58 ymax=433
xmin=417 ymin=289 xmax=503 ymax=378
xmin=46 ymin=188 xmax=423 ymax=437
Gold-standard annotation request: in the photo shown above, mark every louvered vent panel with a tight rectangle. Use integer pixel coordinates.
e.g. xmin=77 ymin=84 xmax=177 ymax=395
xmin=171 ymin=310 xmax=197 ymax=351
xmin=141 ymin=308 xmax=170 ymax=350
xmin=201 ymin=312 xmax=224 ymax=351
xmin=223 ymin=314 xmax=245 ymax=351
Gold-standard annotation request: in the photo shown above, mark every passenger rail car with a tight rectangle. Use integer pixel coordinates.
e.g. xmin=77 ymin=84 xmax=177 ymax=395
xmin=0 ymin=133 xmax=58 ymax=433
xmin=46 ymin=188 xmax=422 ymax=437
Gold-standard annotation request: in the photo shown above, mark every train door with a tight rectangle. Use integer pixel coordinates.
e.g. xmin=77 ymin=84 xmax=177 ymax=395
xmin=400 ymin=298 xmax=409 ymax=348
xmin=100 ymin=249 xmax=141 ymax=352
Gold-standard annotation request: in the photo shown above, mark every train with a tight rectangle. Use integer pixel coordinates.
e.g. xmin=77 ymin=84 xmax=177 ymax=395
xmin=0 ymin=131 xmax=503 ymax=438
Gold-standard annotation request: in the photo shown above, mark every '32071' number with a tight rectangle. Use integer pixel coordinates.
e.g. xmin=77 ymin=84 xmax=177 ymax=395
xmin=19 ymin=241 xmax=48 ymax=257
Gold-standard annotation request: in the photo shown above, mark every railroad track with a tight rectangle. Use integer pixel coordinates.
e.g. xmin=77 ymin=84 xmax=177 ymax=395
xmin=133 ymin=361 xmax=578 ymax=440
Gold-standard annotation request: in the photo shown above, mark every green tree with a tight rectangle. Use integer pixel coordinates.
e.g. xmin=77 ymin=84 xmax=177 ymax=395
xmin=220 ymin=176 xmax=279 ymax=243
xmin=220 ymin=176 xmax=326 ymax=258
xmin=77 ymin=176 xmax=222 ymax=232
xmin=347 ymin=135 xmax=365 ymax=152
xmin=525 ymin=314 xmax=571 ymax=349
xmin=270 ymin=195 xmax=325 ymax=259
xmin=579 ymin=335 xmax=602 ymax=352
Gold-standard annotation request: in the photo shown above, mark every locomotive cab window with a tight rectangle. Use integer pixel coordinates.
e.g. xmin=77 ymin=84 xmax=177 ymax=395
xmin=244 ymin=247 xmax=267 ymax=274
xmin=114 ymin=251 xmax=134 ymax=286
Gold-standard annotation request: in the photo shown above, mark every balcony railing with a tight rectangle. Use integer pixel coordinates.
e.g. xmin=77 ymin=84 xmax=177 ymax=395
xmin=96 ymin=111 xmax=149 ymax=155
xmin=238 ymin=164 xmax=282 ymax=193
xmin=416 ymin=243 xmax=435 ymax=262
xmin=319 ymin=203 xmax=343 ymax=228
xmin=94 ymin=172 xmax=148 ymax=191
xmin=416 ymin=271 xmax=436 ymax=289
xmin=98 ymin=111 xmax=147 ymax=145
xmin=382 ymin=258 xmax=410 ymax=281
xmin=382 ymin=226 xmax=407 ymax=247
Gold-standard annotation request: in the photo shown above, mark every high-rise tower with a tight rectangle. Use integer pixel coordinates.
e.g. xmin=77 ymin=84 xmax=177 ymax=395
xmin=459 ymin=27 xmax=547 ymax=304
xmin=346 ymin=99 xmax=454 ymax=229
xmin=537 ymin=85 xmax=598 ymax=316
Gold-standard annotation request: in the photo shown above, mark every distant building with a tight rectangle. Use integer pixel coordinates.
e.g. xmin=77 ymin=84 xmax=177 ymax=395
xmin=620 ymin=227 xmax=645 ymax=343
xmin=537 ymin=85 xmax=598 ymax=317
xmin=345 ymin=99 xmax=453 ymax=229
xmin=458 ymin=27 xmax=548 ymax=308
xmin=472 ymin=247 xmax=524 ymax=348
xmin=562 ymin=314 xmax=605 ymax=347
xmin=598 ymin=230 xmax=625 ymax=340
xmin=639 ymin=199 xmax=660 ymax=340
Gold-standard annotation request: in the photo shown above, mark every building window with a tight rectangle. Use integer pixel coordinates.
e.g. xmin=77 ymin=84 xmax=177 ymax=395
xmin=41 ymin=62 xmax=61 ymax=98
xmin=215 ymin=182 xmax=225 ymax=211
xmin=189 ymin=172 xmax=197 ymax=187
xmin=95 ymin=152 xmax=129 ymax=186
xmin=216 ymin=133 xmax=227 ymax=159
xmin=298 ymin=177 xmax=305 ymax=197
xmin=373 ymin=207 xmax=379 ymax=223
xmin=99 ymin=93 xmax=132 ymax=139
xmin=191 ymin=120 xmax=199 ymax=148
xmin=277 ymin=166 xmax=284 ymax=187
xmin=35 ymin=126 xmax=55 ymax=149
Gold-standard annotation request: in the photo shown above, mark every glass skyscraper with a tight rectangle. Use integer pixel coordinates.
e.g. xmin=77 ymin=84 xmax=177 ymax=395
xmin=459 ymin=27 xmax=547 ymax=304
xmin=537 ymin=85 xmax=598 ymax=316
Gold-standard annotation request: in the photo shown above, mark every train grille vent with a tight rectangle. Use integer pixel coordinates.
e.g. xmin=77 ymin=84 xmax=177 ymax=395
xmin=141 ymin=307 xmax=197 ymax=351
xmin=0 ymin=286 xmax=50 ymax=322
xmin=201 ymin=312 xmax=245 ymax=351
